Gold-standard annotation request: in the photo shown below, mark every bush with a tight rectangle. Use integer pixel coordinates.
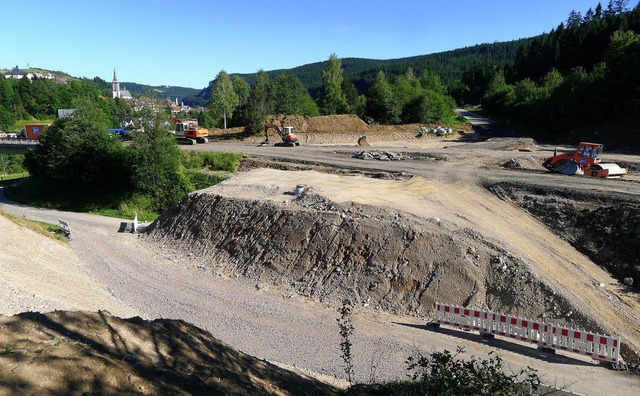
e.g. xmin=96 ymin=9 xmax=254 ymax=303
xmin=180 ymin=151 xmax=243 ymax=172
xmin=185 ymin=170 xmax=228 ymax=191
xmin=339 ymin=347 xmax=542 ymax=396
xmin=0 ymin=154 xmax=26 ymax=175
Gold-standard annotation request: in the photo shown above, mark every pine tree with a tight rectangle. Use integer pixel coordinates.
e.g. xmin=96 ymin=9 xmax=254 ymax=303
xmin=595 ymin=2 xmax=604 ymax=18
xmin=567 ymin=10 xmax=583 ymax=28
xmin=613 ymin=0 xmax=629 ymax=13
xmin=320 ymin=54 xmax=348 ymax=115
xmin=584 ymin=7 xmax=595 ymax=22
xmin=245 ymin=70 xmax=271 ymax=134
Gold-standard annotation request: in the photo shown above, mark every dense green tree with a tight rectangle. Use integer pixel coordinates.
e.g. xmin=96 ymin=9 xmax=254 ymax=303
xmin=403 ymin=90 xmax=457 ymax=123
xmin=605 ymin=29 xmax=640 ymax=112
xmin=342 ymin=78 xmax=366 ymax=117
xmin=24 ymin=98 xmax=129 ymax=192
xmin=209 ymin=70 xmax=239 ymax=129
xmin=232 ymin=76 xmax=250 ymax=107
xmin=320 ymin=54 xmax=348 ymax=114
xmin=270 ymin=73 xmax=319 ymax=116
xmin=245 ymin=70 xmax=272 ymax=133
xmin=126 ymin=109 xmax=191 ymax=210
xmin=197 ymin=109 xmax=213 ymax=128
xmin=365 ymin=71 xmax=400 ymax=124
xmin=393 ymin=68 xmax=423 ymax=112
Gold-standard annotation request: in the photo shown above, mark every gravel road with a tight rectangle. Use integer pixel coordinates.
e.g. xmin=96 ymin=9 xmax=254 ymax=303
xmin=2 ymin=133 xmax=640 ymax=394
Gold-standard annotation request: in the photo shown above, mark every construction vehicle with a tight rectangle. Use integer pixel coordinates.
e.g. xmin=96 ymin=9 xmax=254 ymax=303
xmin=261 ymin=125 xmax=300 ymax=147
xmin=19 ymin=124 xmax=50 ymax=139
xmin=543 ymin=142 xmax=627 ymax=178
xmin=173 ymin=121 xmax=209 ymax=145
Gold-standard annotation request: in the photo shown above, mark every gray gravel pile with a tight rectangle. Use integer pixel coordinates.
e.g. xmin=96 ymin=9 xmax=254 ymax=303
xmin=352 ymin=151 xmax=407 ymax=161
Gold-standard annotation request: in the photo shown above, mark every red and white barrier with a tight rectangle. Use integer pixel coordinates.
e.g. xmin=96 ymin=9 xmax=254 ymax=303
xmin=433 ymin=303 xmax=622 ymax=364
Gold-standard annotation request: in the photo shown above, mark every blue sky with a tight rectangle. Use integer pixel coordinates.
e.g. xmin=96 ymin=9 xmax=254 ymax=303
xmin=3 ymin=0 xmax=597 ymax=89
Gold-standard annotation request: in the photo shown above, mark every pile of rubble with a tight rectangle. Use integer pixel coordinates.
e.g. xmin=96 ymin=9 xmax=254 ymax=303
xmin=417 ymin=125 xmax=453 ymax=136
xmin=502 ymin=158 xmax=522 ymax=169
xmin=352 ymin=151 xmax=407 ymax=161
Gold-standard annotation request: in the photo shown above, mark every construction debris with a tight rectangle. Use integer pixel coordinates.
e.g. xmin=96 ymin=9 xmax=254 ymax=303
xmin=352 ymin=151 xmax=407 ymax=161
xmin=502 ymin=159 xmax=522 ymax=169
xmin=417 ymin=125 xmax=453 ymax=136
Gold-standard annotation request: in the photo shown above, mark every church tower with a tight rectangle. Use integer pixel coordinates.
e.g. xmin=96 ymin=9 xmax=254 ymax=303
xmin=112 ymin=68 xmax=120 ymax=99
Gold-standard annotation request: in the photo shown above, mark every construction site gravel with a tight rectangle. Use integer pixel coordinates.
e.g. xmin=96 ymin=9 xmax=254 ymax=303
xmin=2 ymin=113 xmax=640 ymax=395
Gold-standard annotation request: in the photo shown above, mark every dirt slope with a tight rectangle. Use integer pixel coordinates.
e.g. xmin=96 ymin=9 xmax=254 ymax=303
xmin=0 ymin=215 xmax=135 ymax=317
xmin=0 ymin=310 xmax=335 ymax=395
xmin=145 ymin=168 xmax=640 ymax=362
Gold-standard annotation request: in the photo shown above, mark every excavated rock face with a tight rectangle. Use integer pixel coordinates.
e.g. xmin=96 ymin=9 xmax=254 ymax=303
xmin=489 ymin=182 xmax=640 ymax=290
xmin=145 ymin=189 xmax=578 ymax=322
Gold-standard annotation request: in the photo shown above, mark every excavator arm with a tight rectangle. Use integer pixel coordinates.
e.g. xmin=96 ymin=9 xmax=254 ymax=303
xmin=263 ymin=124 xmax=283 ymax=144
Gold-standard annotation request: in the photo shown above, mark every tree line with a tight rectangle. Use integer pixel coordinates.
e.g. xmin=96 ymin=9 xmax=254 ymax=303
xmin=202 ymin=54 xmax=458 ymax=132
xmin=482 ymin=1 xmax=640 ymax=142
xmin=0 ymin=75 xmax=130 ymax=131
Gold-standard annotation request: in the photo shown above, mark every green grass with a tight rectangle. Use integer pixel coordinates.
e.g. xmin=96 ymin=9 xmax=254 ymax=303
xmin=185 ymin=169 xmax=230 ymax=191
xmin=91 ymin=194 xmax=159 ymax=222
xmin=0 ymin=173 xmax=28 ymax=182
xmin=0 ymin=210 xmax=69 ymax=242
xmin=0 ymin=346 xmax=13 ymax=355
xmin=180 ymin=151 xmax=243 ymax=172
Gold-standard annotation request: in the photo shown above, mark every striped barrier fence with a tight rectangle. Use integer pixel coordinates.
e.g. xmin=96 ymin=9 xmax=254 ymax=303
xmin=433 ymin=303 xmax=622 ymax=365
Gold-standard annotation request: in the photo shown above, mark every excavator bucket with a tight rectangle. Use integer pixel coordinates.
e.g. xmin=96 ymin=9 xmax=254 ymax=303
xmin=357 ymin=135 xmax=370 ymax=147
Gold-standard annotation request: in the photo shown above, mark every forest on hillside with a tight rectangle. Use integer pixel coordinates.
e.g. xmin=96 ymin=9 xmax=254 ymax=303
xmin=483 ymin=0 xmax=640 ymax=143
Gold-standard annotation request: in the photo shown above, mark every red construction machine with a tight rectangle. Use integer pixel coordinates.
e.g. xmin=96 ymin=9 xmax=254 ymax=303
xmin=543 ymin=142 xmax=627 ymax=178
xmin=261 ymin=125 xmax=300 ymax=147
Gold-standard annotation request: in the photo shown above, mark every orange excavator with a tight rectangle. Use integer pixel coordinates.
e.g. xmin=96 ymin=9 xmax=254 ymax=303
xmin=261 ymin=125 xmax=300 ymax=147
xmin=543 ymin=142 xmax=627 ymax=178
xmin=173 ymin=121 xmax=209 ymax=145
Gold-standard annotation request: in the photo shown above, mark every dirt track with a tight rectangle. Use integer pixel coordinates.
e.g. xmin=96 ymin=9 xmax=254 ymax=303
xmin=2 ymin=124 xmax=640 ymax=394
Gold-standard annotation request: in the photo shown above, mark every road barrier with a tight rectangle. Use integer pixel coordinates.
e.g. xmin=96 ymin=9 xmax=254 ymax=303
xmin=433 ymin=303 xmax=623 ymax=365
xmin=0 ymin=138 xmax=38 ymax=146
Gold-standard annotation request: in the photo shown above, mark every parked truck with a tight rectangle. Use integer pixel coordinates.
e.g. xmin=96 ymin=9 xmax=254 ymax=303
xmin=19 ymin=124 xmax=50 ymax=139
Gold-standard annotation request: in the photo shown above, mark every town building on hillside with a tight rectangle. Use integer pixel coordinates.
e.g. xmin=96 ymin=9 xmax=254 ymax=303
xmin=112 ymin=69 xmax=133 ymax=100
xmin=3 ymin=65 xmax=54 ymax=80
xmin=57 ymin=109 xmax=76 ymax=118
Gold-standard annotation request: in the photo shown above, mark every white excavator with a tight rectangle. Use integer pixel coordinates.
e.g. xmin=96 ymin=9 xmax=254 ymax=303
xmin=260 ymin=124 xmax=300 ymax=147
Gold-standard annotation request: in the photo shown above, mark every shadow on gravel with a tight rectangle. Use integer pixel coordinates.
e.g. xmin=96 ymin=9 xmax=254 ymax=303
xmin=0 ymin=311 xmax=337 ymax=395
xmin=394 ymin=322 xmax=596 ymax=367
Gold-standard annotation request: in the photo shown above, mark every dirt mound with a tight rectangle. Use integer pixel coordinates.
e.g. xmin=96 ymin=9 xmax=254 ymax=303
xmin=210 ymin=115 xmax=472 ymax=145
xmin=266 ymin=114 xmax=371 ymax=134
xmin=474 ymin=137 xmax=539 ymax=151
xmin=145 ymin=186 xmax=590 ymax=326
xmin=0 ymin=310 xmax=335 ymax=395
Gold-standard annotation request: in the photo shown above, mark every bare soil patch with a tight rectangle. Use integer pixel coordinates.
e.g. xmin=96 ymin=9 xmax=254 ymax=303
xmin=211 ymin=114 xmax=472 ymax=146
xmin=0 ymin=310 xmax=334 ymax=395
